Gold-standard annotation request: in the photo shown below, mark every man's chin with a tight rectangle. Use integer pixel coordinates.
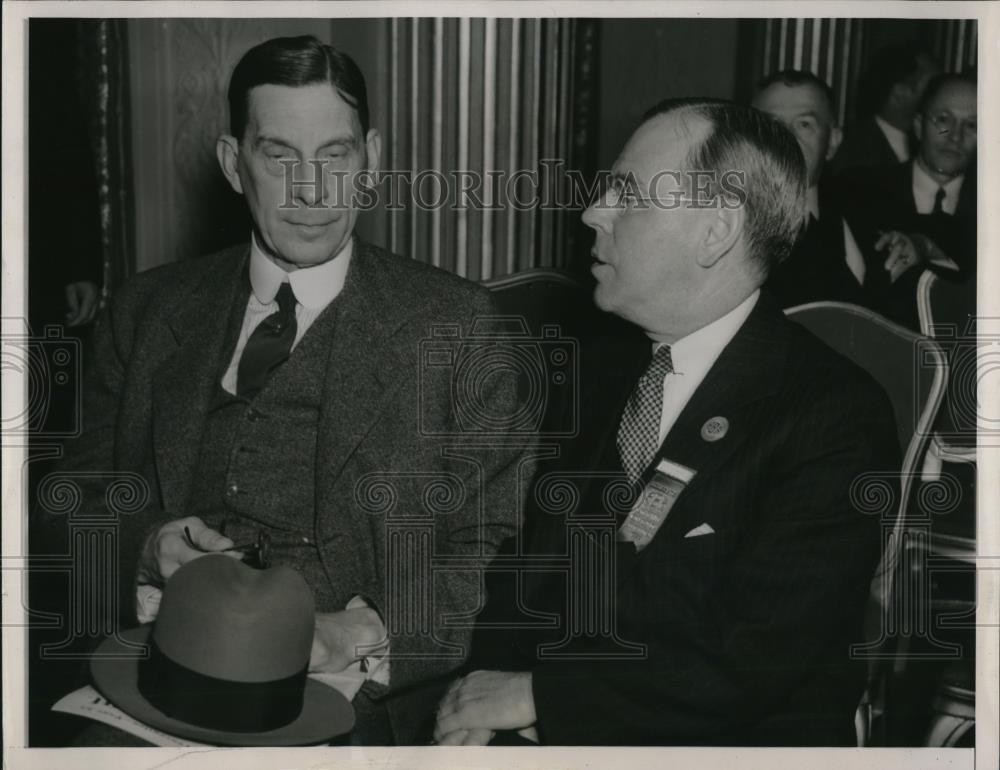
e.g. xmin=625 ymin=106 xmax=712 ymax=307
xmin=273 ymin=237 xmax=349 ymax=269
xmin=592 ymin=283 xmax=616 ymax=314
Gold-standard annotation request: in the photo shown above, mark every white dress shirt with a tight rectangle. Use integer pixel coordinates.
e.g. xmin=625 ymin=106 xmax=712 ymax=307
xmin=654 ymin=289 xmax=760 ymax=446
xmin=875 ymin=115 xmax=911 ymax=163
xmin=220 ymin=233 xmax=352 ymax=394
xmin=912 ymin=160 xmax=964 ymax=215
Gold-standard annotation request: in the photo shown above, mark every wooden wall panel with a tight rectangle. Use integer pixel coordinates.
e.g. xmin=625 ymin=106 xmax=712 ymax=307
xmin=127 ymin=19 xmax=335 ymax=271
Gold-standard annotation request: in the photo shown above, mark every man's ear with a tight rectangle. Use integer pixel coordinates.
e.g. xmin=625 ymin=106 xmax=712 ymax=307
xmin=826 ymin=126 xmax=843 ymax=161
xmin=365 ymin=129 xmax=382 ymax=177
xmin=217 ymin=135 xmax=244 ymax=195
xmin=696 ymin=204 xmax=743 ymax=268
xmin=912 ymin=113 xmax=924 ymax=143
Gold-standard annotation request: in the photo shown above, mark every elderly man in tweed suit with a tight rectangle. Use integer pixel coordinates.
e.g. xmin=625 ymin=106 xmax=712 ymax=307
xmin=47 ymin=36 xmax=525 ymax=745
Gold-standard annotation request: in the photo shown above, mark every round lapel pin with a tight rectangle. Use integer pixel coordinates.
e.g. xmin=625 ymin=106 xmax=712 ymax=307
xmin=701 ymin=416 xmax=729 ymax=442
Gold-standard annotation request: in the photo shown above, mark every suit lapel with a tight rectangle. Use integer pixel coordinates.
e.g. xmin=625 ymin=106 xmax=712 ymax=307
xmin=313 ymin=240 xmax=411 ymax=532
xmin=152 ymin=248 xmax=249 ymax=513
xmin=623 ymin=294 xmax=791 ymax=562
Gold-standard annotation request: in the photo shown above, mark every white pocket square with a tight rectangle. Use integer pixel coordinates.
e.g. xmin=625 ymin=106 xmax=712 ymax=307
xmin=684 ymin=523 xmax=715 ymax=538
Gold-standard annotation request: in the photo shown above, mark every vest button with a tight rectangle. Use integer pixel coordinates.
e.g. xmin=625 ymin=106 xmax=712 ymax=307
xmin=226 ymin=483 xmax=239 ymax=497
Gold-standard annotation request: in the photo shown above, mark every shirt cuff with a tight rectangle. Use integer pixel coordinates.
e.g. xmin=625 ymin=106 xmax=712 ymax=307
xmin=346 ymin=595 xmax=390 ymax=685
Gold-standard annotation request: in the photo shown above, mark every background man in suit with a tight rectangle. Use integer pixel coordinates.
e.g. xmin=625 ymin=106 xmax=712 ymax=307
xmin=830 ymin=42 xmax=940 ymax=175
xmin=841 ymin=72 xmax=977 ymax=328
xmin=751 ymin=70 xmax=877 ymax=308
xmin=43 ymin=36 xmax=522 ymax=745
xmin=433 ymin=98 xmax=899 ymax=746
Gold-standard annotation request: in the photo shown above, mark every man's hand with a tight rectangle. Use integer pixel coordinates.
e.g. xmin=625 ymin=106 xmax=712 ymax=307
xmin=433 ymin=670 xmax=536 ymax=744
xmin=136 ymin=516 xmax=238 ymax=587
xmin=876 ymin=230 xmax=923 ymax=283
xmin=309 ymin=607 xmax=388 ymax=675
xmin=435 ymin=728 xmax=497 ymax=746
xmin=64 ymin=281 xmax=100 ymax=327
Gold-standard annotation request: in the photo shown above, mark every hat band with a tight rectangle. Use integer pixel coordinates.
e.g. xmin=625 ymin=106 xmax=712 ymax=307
xmin=137 ymin=639 xmax=308 ymax=733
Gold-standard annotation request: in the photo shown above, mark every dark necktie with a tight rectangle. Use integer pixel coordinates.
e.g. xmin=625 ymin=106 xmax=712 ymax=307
xmin=616 ymin=345 xmax=673 ymax=485
xmin=932 ymin=186 xmax=946 ymax=215
xmin=237 ymin=282 xmax=298 ymax=399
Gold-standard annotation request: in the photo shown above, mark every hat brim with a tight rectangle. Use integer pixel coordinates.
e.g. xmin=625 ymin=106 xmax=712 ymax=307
xmin=90 ymin=626 xmax=355 ymax=746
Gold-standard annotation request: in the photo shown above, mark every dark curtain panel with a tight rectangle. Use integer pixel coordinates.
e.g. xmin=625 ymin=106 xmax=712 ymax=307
xmin=28 ymin=20 xmax=103 ymax=331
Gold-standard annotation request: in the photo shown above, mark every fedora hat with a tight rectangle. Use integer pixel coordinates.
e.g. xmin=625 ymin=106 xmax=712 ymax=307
xmin=91 ymin=554 xmax=354 ymax=746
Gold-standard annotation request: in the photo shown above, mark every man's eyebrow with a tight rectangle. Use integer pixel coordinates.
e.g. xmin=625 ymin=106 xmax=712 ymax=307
xmin=254 ymin=135 xmax=295 ymax=150
xmin=318 ymin=135 xmax=359 ymax=149
xmin=253 ymin=135 xmax=359 ymax=150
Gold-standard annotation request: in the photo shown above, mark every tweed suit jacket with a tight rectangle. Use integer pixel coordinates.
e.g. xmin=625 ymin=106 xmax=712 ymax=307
xmin=473 ymin=292 xmax=900 ymax=745
xmin=50 ymin=238 xmax=526 ymax=743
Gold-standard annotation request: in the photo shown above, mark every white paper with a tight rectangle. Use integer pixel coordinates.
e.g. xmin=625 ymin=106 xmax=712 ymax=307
xmin=51 ymin=686 xmax=211 ymax=747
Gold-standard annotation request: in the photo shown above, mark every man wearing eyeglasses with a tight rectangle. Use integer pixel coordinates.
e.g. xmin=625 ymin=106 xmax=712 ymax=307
xmin=839 ymin=72 xmax=977 ymax=327
xmin=433 ymin=98 xmax=899 ymax=746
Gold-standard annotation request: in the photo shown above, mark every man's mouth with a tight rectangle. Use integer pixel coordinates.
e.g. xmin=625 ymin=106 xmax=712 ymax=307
xmin=288 ymin=220 xmax=337 ymax=235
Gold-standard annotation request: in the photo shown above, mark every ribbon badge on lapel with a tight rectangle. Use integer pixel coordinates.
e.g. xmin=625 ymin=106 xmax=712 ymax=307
xmin=700 ymin=416 xmax=729 ymax=442
xmin=617 ymin=459 xmax=697 ymax=552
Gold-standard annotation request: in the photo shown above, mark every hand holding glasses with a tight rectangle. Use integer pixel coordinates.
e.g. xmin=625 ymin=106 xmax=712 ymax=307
xmin=184 ymin=525 xmax=272 ymax=570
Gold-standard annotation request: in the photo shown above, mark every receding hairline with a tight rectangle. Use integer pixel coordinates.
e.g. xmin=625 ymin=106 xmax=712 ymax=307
xmin=633 ymin=106 xmax=714 ymax=171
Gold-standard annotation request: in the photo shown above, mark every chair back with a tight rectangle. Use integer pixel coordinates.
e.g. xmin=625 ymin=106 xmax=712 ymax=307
xmin=786 ymin=301 xmax=948 ymax=746
xmin=786 ymin=301 xmax=946 ymax=494
xmin=481 ymin=268 xmax=589 ymax=336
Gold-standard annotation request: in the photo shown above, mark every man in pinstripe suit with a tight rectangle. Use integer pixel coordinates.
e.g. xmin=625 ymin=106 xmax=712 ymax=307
xmin=434 ymin=98 xmax=899 ymax=746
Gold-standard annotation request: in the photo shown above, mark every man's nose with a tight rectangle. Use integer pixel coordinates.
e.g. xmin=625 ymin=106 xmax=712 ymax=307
xmin=952 ymin=122 xmax=973 ymax=145
xmin=582 ymin=191 xmax=615 ymax=234
xmin=292 ymin=160 xmax=327 ymax=206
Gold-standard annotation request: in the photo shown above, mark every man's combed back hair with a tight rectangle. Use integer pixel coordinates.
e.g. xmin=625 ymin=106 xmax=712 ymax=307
xmin=918 ymin=71 xmax=977 ymax=114
xmin=228 ymin=35 xmax=370 ymax=140
xmin=641 ymin=97 xmax=807 ymax=274
xmin=755 ymin=69 xmax=837 ymax=118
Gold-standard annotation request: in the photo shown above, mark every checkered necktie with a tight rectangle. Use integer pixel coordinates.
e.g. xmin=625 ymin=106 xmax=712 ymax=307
xmin=616 ymin=345 xmax=673 ymax=485
xmin=237 ymin=282 xmax=298 ymax=399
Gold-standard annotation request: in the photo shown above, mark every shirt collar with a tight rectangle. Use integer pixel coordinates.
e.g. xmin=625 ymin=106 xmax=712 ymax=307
xmin=654 ymin=289 xmax=761 ymax=378
xmin=874 ymin=115 xmax=911 ymax=162
xmin=248 ymin=233 xmax=353 ymax=310
xmin=911 ymin=161 xmax=965 ymax=215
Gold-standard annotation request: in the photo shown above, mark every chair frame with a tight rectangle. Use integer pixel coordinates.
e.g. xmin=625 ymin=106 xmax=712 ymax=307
xmin=480 ymin=267 xmax=583 ymax=292
xmin=916 ymin=269 xmax=977 ymax=469
xmin=785 ymin=301 xmax=949 ymax=747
